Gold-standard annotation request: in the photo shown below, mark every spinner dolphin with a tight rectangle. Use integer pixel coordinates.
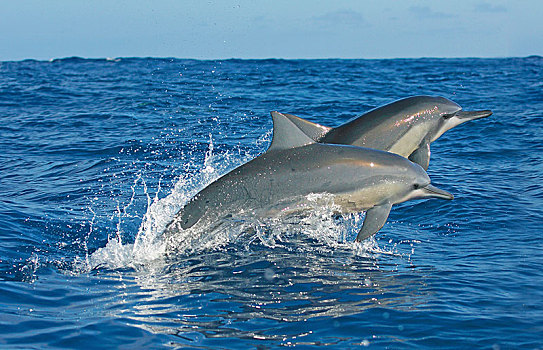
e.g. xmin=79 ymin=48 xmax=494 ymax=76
xmin=281 ymin=96 xmax=492 ymax=169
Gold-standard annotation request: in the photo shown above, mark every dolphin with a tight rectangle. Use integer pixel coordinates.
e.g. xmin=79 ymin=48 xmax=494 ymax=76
xmin=281 ymin=96 xmax=492 ymax=170
xmin=165 ymin=111 xmax=453 ymax=242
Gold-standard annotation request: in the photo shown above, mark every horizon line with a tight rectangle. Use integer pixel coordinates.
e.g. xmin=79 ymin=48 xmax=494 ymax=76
xmin=2 ymin=54 xmax=542 ymax=63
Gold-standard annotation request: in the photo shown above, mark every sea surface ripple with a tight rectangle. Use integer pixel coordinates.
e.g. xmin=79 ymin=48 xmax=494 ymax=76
xmin=0 ymin=57 xmax=542 ymax=348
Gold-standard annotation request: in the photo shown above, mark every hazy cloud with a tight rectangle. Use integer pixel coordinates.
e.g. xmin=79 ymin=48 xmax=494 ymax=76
xmin=408 ymin=6 xmax=454 ymax=19
xmin=474 ymin=2 xmax=507 ymax=13
xmin=313 ymin=9 xmax=365 ymax=27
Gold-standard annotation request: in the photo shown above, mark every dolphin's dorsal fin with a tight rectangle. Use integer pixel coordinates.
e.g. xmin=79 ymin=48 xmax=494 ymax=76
xmin=282 ymin=113 xmax=332 ymax=142
xmin=269 ymin=111 xmax=316 ymax=151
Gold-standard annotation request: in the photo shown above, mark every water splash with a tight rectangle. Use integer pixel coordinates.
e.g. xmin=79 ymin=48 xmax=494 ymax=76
xmin=85 ymin=135 xmax=251 ymax=270
xmin=85 ymin=133 xmax=399 ymax=271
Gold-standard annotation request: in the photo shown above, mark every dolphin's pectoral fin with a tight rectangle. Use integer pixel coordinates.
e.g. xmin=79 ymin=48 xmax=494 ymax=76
xmin=408 ymin=142 xmax=430 ymax=170
xmin=355 ymin=203 xmax=392 ymax=242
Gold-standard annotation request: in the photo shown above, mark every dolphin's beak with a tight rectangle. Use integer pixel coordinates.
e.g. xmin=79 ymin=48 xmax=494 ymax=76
xmin=421 ymin=184 xmax=454 ymax=200
xmin=454 ymin=110 xmax=493 ymax=120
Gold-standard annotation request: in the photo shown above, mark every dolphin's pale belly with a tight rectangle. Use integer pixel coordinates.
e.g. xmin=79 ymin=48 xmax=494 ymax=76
xmin=169 ymin=178 xmax=378 ymax=234
xmin=168 ymin=190 xmax=330 ymax=235
xmin=175 ymin=189 xmax=373 ymax=235
xmin=387 ymin=123 xmax=430 ymax=157
xmin=332 ymin=181 xmax=405 ymax=213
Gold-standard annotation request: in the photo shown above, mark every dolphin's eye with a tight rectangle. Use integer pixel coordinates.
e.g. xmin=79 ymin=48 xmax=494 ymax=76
xmin=413 ymin=184 xmax=420 ymax=190
xmin=443 ymin=113 xmax=454 ymax=120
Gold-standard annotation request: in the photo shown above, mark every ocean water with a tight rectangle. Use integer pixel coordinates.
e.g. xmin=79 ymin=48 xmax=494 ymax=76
xmin=0 ymin=57 xmax=542 ymax=349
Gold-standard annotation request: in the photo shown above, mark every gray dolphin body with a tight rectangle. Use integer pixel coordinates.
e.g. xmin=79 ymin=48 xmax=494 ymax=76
xmin=166 ymin=111 xmax=453 ymax=242
xmin=283 ymin=96 xmax=492 ymax=170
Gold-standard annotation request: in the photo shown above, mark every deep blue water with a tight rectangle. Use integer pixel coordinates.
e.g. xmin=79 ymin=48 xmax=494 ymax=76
xmin=1 ymin=57 xmax=542 ymax=349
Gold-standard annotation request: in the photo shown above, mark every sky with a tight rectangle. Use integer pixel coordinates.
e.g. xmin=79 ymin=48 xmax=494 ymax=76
xmin=1 ymin=0 xmax=541 ymax=61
